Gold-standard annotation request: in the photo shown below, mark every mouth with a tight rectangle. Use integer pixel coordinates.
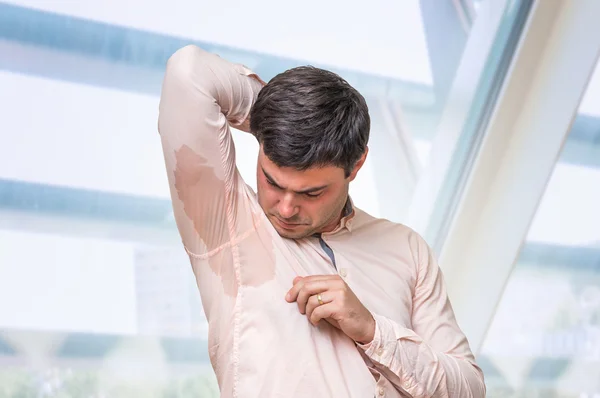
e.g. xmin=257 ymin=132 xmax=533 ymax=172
xmin=274 ymin=217 xmax=304 ymax=230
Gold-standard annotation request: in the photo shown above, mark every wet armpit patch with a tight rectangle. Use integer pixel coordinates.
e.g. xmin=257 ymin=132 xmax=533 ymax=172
xmin=174 ymin=145 xmax=228 ymax=248
xmin=174 ymin=144 xmax=277 ymax=295
xmin=174 ymin=144 xmax=237 ymax=295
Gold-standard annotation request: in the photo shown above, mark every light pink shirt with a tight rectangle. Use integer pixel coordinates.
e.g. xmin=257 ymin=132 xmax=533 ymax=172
xmin=158 ymin=45 xmax=485 ymax=398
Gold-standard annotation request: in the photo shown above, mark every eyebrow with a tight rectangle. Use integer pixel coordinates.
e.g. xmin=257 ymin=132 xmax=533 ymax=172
xmin=262 ymin=167 xmax=328 ymax=194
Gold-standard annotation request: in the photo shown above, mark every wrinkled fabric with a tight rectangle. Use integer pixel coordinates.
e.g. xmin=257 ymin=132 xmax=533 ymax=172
xmin=157 ymin=45 xmax=485 ymax=398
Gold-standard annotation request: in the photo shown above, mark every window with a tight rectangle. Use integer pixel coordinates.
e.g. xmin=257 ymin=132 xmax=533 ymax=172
xmin=480 ymin=58 xmax=600 ymax=398
xmin=0 ymin=0 xmax=527 ymax=395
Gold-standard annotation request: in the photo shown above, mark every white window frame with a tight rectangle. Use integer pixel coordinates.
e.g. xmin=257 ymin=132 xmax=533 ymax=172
xmin=437 ymin=0 xmax=600 ymax=353
xmin=407 ymin=0 xmax=527 ymax=240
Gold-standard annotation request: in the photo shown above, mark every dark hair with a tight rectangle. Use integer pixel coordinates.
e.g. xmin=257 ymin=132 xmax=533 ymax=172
xmin=250 ymin=66 xmax=370 ymax=177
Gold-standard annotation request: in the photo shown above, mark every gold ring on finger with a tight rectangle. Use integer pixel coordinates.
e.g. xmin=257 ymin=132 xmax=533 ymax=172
xmin=317 ymin=293 xmax=324 ymax=306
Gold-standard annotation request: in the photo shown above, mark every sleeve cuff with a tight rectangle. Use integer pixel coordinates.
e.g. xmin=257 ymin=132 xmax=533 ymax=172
xmin=357 ymin=313 xmax=390 ymax=358
xmin=357 ymin=313 xmax=418 ymax=366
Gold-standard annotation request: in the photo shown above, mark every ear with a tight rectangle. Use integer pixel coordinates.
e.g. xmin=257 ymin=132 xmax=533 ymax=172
xmin=347 ymin=147 xmax=369 ymax=182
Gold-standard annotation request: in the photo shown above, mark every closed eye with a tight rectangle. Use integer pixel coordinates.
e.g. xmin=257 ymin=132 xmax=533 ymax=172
xmin=267 ymin=179 xmax=282 ymax=189
xmin=304 ymin=192 xmax=322 ymax=198
xmin=265 ymin=174 xmax=323 ymax=197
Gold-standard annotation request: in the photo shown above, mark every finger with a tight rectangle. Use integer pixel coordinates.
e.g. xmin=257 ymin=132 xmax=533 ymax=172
xmin=286 ymin=277 xmax=306 ymax=302
xmin=305 ymin=292 xmax=333 ymax=321
xmin=309 ymin=302 xmax=336 ymax=326
xmin=286 ymin=275 xmax=337 ymax=303
xmin=293 ymin=274 xmax=337 ymax=287
xmin=299 ymin=274 xmax=340 ymax=283
xmin=296 ymin=280 xmax=334 ymax=314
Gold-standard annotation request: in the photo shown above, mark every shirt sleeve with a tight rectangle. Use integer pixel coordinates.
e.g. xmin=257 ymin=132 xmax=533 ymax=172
xmin=358 ymin=234 xmax=486 ymax=398
xmin=157 ymin=45 xmax=263 ymax=256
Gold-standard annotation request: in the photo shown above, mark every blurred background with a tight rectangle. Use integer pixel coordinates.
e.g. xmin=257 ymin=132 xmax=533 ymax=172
xmin=0 ymin=0 xmax=599 ymax=396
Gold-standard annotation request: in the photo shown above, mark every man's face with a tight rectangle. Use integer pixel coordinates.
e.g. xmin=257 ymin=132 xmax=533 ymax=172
xmin=256 ymin=146 xmax=364 ymax=239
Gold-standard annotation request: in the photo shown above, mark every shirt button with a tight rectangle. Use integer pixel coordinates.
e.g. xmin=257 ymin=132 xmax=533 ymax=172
xmin=339 ymin=268 xmax=347 ymax=277
xmin=378 ymin=387 xmax=385 ymax=396
xmin=376 ymin=347 xmax=384 ymax=356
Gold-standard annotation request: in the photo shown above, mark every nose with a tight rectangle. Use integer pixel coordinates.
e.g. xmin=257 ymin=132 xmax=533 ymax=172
xmin=277 ymin=193 xmax=299 ymax=219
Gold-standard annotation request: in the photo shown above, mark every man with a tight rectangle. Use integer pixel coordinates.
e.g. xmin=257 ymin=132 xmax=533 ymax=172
xmin=158 ymin=45 xmax=485 ymax=398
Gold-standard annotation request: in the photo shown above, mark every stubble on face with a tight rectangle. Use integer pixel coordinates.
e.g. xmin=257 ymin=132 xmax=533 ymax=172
xmin=266 ymin=183 xmax=350 ymax=239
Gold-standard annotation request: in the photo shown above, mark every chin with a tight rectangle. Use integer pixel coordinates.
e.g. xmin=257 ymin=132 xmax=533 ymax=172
xmin=274 ymin=228 xmax=303 ymax=239
xmin=275 ymin=230 xmax=295 ymax=239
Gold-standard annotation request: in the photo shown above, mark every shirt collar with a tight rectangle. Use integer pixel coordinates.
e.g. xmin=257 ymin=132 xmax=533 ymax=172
xmin=338 ymin=196 xmax=355 ymax=232
xmin=322 ymin=196 xmax=355 ymax=235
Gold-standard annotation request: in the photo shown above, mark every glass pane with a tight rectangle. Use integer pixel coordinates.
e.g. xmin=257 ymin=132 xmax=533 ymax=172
xmin=0 ymin=0 xmax=525 ymax=395
xmin=480 ymin=59 xmax=600 ymax=397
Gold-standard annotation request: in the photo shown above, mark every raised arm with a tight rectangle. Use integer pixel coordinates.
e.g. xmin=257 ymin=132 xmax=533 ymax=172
xmin=158 ymin=45 xmax=264 ymax=256
xmin=358 ymin=233 xmax=486 ymax=397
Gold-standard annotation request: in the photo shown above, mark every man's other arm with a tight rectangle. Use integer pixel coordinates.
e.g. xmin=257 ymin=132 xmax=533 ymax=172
xmin=358 ymin=233 xmax=486 ymax=398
